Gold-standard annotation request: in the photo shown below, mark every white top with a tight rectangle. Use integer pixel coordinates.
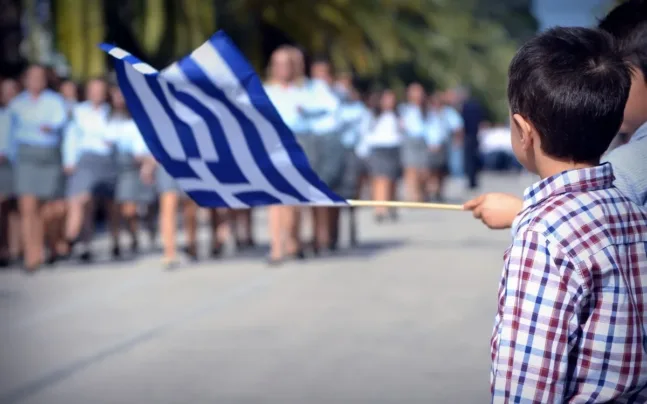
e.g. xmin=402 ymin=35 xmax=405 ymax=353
xmin=480 ymin=126 xmax=513 ymax=154
xmin=364 ymin=112 xmax=402 ymax=148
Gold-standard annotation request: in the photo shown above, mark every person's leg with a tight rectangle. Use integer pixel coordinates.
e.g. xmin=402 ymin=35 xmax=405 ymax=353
xmin=104 ymin=199 xmax=121 ymax=257
xmin=42 ymin=201 xmax=61 ymax=264
xmin=20 ymin=195 xmax=43 ymax=270
xmin=65 ymin=193 xmax=90 ymax=244
xmin=0 ymin=197 xmax=9 ymax=266
xmin=268 ymin=206 xmax=284 ymax=262
xmin=159 ymin=192 xmax=178 ymax=264
xmin=182 ymin=198 xmax=199 ymax=260
xmin=51 ymin=200 xmax=69 ymax=257
xmin=209 ymin=208 xmax=229 ymax=257
xmin=372 ymin=176 xmax=389 ymax=219
xmin=463 ymin=142 xmax=479 ymax=190
xmin=235 ymin=209 xmax=254 ymax=248
xmin=403 ymin=167 xmax=420 ymax=202
xmin=328 ymin=207 xmax=341 ymax=250
xmin=121 ymin=201 xmax=140 ymax=253
xmin=8 ymin=200 xmax=22 ymax=262
xmin=283 ymin=206 xmax=302 ymax=257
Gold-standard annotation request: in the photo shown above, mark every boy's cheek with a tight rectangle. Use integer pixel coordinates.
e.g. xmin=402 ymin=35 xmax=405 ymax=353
xmin=622 ymin=72 xmax=647 ymax=135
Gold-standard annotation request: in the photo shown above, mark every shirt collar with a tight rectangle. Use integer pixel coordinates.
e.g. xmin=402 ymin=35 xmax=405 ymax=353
xmin=521 ymin=163 xmax=615 ymax=211
xmin=630 ymin=121 xmax=647 ymax=143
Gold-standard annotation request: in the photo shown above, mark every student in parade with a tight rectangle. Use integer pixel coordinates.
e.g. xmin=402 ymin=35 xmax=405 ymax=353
xmin=264 ymin=46 xmax=307 ymax=264
xmin=156 ymin=162 xmax=199 ymax=268
xmin=304 ymin=57 xmax=344 ymax=254
xmin=108 ymin=85 xmax=157 ymax=256
xmin=335 ymin=73 xmax=370 ymax=247
xmin=10 ymin=65 xmax=68 ymax=271
xmin=0 ymin=78 xmax=20 ymax=267
xmin=63 ymin=77 xmax=119 ymax=261
xmin=424 ymin=92 xmax=454 ymax=202
xmin=365 ymin=89 xmax=403 ymax=221
xmin=59 ymin=79 xmax=79 ymax=116
xmin=399 ymin=83 xmax=429 ymax=202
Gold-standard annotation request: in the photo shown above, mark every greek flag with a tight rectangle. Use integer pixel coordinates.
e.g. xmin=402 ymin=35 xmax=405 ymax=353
xmin=101 ymin=31 xmax=345 ymax=208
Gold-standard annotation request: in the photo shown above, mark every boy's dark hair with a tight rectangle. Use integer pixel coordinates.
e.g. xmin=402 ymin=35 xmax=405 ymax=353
xmin=599 ymin=0 xmax=647 ymax=78
xmin=508 ymin=27 xmax=631 ymax=163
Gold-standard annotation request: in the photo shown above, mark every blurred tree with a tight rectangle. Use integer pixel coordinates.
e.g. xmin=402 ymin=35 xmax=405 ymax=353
xmin=46 ymin=0 xmax=535 ymax=119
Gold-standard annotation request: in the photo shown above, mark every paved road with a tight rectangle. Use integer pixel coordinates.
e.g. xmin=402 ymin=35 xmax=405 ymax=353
xmin=0 ymin=173 xmax=533 ymax=404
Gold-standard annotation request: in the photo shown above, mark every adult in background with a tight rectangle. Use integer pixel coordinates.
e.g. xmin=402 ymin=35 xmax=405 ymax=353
xmin=454 ymin=87 xmax=485 ymax=191
xmin=399 ymin=83 xmax=428 ymax=202
xmin=365 ymin=89 xmax=403 ymax=221
xmin=304 ymin=57 xmax=344 ymax=254
xmin=63 ymin=77 xmax=119 ymax=262
xmin=10 ymin=65 xmax=68 ymax=271
xmin=334 ymin=73 xmax=370 ymax=247
xmin=108 ymin=85 xmax=157 ymax=256
xmin=0 ymin=78 xmax=20 ymax=267
xmin=264 ymin=46 xmax=307 ymax=264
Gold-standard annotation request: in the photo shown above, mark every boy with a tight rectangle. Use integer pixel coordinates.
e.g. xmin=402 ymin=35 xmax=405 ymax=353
xmin=488 ymin=26 xmax=647 ymax=403
xmin=464 ymin=0 xmax=647 ymax=226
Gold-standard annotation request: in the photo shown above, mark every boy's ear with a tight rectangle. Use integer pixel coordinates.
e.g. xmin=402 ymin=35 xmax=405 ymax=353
xmin=512 ymin=113 xmax=535 ymax=151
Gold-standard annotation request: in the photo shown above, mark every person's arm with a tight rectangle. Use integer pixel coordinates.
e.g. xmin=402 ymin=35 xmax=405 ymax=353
xmin=463 ymin=193 xmax=523 ymax=229
xmin=62 ymin=122 xmax=80 ymax=171
xmin=491 ymin=230 xmax=585 ymax=403
xmin=43 ymin=94 xmax=68 ymax=133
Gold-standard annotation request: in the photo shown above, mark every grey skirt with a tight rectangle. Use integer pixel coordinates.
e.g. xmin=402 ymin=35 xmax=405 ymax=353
xmin=336 ymin=148 xmax=362 ymax=200
xmin=0 ymin=160 xmax=13 ymax=197
xmin=428 ymin=144 xmax=449 ymax=171
xmin=368 ymin=146 xmax=401 ymax=180
xmin=297 ymin=134 xmax=345 ymax=190
xmin=401 ymin=137 xmax=430 ymax=169
xmin=115 ymin=154 xmax=156 ymax=203
xmin=67 ymin=152 xmax=117 ymax=198
xmin=156 ymin=167 xmax=182 ymax=195
xmin=15 ymin=144 xmax=65 ymax=200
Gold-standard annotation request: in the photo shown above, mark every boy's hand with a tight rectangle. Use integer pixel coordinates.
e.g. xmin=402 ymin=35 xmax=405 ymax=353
xmin=463 ymin=193 xmax=523 ymax=230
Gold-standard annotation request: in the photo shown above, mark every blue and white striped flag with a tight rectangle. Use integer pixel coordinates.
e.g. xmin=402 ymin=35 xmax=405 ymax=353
xmin=100 ymin=31 xmax=345 ymax=208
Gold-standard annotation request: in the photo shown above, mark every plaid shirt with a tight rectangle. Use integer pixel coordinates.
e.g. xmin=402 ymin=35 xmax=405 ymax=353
xmin=491 ymin=164 xmax=647 ymax=403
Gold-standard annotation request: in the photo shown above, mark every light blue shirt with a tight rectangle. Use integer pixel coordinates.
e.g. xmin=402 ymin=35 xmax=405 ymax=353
xmin=365 ymin=111 xmax=402 ymax=148
xmin=602 ymin=122 xmax=647 ymax=207
xmin=301 ymin=79 xmax=341 ymax=136
xmin=399 ymin=104 xmax=426 ymax=139
xmin=339 ymin=101 xmax=369 ymax=148
xmin=425 ymin=106 xmax=464 ymax=146
xmin=62 ymin=101 xmax=112 ymax=166
xmin=8 ymin=89 xmax=67 ymax=148
xmin=0 ymin=108 xmax=15 ymax=160
xmin=107 ymin=116 xmax=150 ymax=156
xmin=264 ymin=83 xmax=309 ymax=135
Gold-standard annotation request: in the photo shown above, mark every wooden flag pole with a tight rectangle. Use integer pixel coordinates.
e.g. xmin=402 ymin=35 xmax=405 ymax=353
xmin=347 ymin=200 xmax=464 ymax=211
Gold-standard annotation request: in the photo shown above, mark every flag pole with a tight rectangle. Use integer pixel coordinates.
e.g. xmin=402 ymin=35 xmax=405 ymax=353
xmin=347 ymin=200 xmax=464 ymax=211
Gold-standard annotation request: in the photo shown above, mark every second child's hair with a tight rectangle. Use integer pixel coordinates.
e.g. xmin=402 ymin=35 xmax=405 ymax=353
xmin=507 ymin=27 xmax=631 ymax=163
xmin=598 ymin=0 xmax=647 ymax=80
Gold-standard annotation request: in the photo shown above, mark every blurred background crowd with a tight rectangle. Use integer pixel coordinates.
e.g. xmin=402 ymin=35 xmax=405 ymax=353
xmin=0 ymin=0 xmax=620 ymax=272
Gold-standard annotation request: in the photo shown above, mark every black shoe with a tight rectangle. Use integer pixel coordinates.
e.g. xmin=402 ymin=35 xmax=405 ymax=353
xmin=112 ymin=245 xmax=121 ymax=259
xmin=184 ymin=245 xmax=199 ymax=261
xmin=79 ymin=251 xmax=93 ymax=263
xmin=130 ymin=240 xmax=140 ymax=255
xmin=235 ymin=239 xmax=255 ymax=251
xmin=211 ymin=245 xmax=223 ymax=258
xmin=45 ymin=254 xmax=59 ymax=266
xmin=0 ymin=258 xmax=9 ymax=268
xmin=286 ymin=250 xmax=305 ymax=261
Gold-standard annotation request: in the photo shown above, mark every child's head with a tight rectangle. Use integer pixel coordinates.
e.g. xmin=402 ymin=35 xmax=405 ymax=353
xmin=599 ymin=0 xmax=647 ymax=135
xmin=507 ymin=27 xmax=631 ymax=174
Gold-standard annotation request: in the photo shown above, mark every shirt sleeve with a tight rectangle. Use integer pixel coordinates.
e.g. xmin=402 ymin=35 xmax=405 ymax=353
xmin=47 ymin=94 xmax=69 ymax=131
xmin=491 ymin=230 xmax=584 ymax=404
xmin=445 ymin=108 xmax=464 ymax=132
xmin=602 ymin=147 xmax=644 ymax=206
xmin=62 ymin=122 xmax=80 ymax=167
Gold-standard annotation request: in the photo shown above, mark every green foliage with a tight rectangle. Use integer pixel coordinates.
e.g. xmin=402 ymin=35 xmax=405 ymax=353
xmin=48 ymin=0 xmax=536 ymax=120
